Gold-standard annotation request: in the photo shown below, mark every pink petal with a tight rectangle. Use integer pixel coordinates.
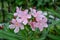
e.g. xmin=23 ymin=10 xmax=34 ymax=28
xmin=16 ymin=18 xmax=22 ymax=23
xmin=9 ymin=24 xmax=15 ymax=29
xmin=14 ymin=13 xmax=18 ymax=16
xmin=39 ymin=26 xmax=43 ymax=31
xmin=31 ymin=13 xmax=35 ymax=17
xmin=27 ymin=14 xmax=31 ymax=18
xmin=20 ymin=24 xmax=24 ymax=30
xmin=32 ymin=12 xmax=41 ymax=17
xmin=36 ymin=15 xmax=46 ymax=22
xmin=16 ymin=7 xmax=20 ymax=13
xmin=24 ymin=9 xmax=28 ymax=14
xmin=18 ymin=13 xmax=22 ymax=17
xmin=43 ymin=23 xmax=48 ymax=28
xmin=30 ymin=8 xmax=36 ymax=13
xmin=37 ymin=11 xmax=42 ymax=15
xmin=31 ymin=27 xmax=35 ymax=31
xmin=29 ymin=21 xmax=36 ymax=31
xmin=42 ymin=17 xmax=47 ymax=22
xmin=36 ymin=17 xmax=42 ymax=22
xmin=11 ymin=19 xmax=16 ymax=24
xmin=32 ymin=9 xmax=36 ymax=13
xmin=16 ymin=7 xmax=22 ymax=14
xmin=14 ymin=27 xmax=19 ymax=33
xmin=23 ymin=19 xmax=28 ymax=25
xmin=30 ymin=8 xmax=36 ymax=17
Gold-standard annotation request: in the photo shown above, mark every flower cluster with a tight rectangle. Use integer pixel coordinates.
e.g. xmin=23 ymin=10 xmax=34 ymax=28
xmin=9 ymin=7 xmax=48 ymax=33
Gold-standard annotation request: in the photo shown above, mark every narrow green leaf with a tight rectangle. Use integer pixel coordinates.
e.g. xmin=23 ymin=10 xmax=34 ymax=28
xmin=48 ymin=34 xmax=60 ymax=40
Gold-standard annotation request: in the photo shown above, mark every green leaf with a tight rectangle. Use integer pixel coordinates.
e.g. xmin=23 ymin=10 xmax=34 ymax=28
xmin=37 ymin=0 xmax=43 ymax=6
xmin=0 ymin=30 xmax=18 ymax=40
xmin=48 ymin=34 xmax=60 ymax=40
xmin=47 ymin=8 xmax=60 ymax=18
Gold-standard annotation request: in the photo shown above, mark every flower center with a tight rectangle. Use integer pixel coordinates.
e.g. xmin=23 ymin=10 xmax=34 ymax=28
xmin=16 ymin=22 xmax=19 ymax=26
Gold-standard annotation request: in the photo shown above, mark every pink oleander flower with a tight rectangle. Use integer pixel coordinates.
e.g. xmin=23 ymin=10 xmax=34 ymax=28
xmin=10 ymin=7 xmax=48 ymax=33
xmin=14 ymin=7 xmax=31 ymax=25
xmin=30 ymin=8 xmax=48 ymax=22
xmin=17 ymin=9 xmax=31 ymax=25
xmin=9 ymin=19 xmax=24 ymax=33
xmin=30 ymin=8 xmax=48 ymax=31
xmin=29 ymin=20 xmax=48 ymax=31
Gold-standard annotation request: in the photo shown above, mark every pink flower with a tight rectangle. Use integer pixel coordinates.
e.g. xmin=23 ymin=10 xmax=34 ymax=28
xmin=9 ymin=19 xmax=24 ymax=33
xmin=30 ymin=8 xmax=48 ymax=23
xmin=14 ymin=7 xmax=31 ymax=25
xmin=18 ymin=9 xmax=31 ymax=25
xmin=29 ymin=20 xmax=48 ymax=31
xmin=30 ymin=8 xmax=48 ymax=31
xmin=10 ymin=7 xmax=48 ymax=33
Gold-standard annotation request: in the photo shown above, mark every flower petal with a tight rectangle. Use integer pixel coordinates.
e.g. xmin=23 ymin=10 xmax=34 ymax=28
xmin=43 ymin=23 xmax=48 ymax=28
xmin=9 ymin=24 xmax=15 ymax=29
xmin=24 ymin=9 xmax=28 ymax=14
xmin=32 ymin=9 xmax=36 ymax=13
xmin=11 ymin=19 xmax=16 ymax=24
xmin=27 ymin=14 xmax=31 ymax=18
xmin=20 ymin=24 xmax=24 ymax=30
xmin=16 ymin=7 xmax=20 ymax=13
xmin=23 ymin=19 xmax=28 ymax=25
xmin=42 ymin=17 xmax=47 ymax=22
xmin=16 ymin=17 xmax=22 ymax=23
xmin=37 ymin=11 xmax=42 ymax=15
xmin=31 ymin=27 xmax=35 ymax=31
xmin=39 ymin=26 xmax=43 ymax=31
xmin=14 ymin=27 xmax=19 ymax=33
xmin=14 ymin=13 xmax=18 ymax=16
xmin=29 ymin=21 xmax=36 ymax=31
